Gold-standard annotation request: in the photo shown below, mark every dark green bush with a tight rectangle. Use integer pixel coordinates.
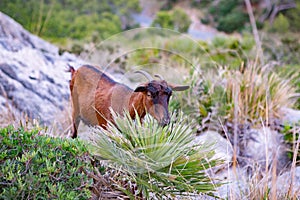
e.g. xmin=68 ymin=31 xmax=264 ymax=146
xmin=284 ymin=2 xmax=300 ymax=32
xmin=0 ymin=0 xmax=140 ymax=41
xmin=217 ymin=11 xmax=248 ymax=33
xmin=201 ymin=17 xmax=210 ymax=25
xmin=0 ymin=126 xmax=93 ymax=199
xmin=217 ymin=0 xmax=238 ymax=17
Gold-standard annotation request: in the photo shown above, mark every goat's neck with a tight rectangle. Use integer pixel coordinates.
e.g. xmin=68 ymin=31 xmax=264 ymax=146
xmin=129 ymin=92 xmax=146 ymax=119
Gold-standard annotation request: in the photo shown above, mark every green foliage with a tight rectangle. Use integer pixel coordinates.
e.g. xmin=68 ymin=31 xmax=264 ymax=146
xmin=271 ymin=13 xmax=290 ymax=33
xmin=262 ymin=34 xmax=300 ymax=65
xmin=217 ymin=11 xmax=248 ymax=33
xmin=87 ymin=111 xmax=221 ymax=198
xmin=172 ymin=8 xmax=192 ymax=32
xmin=151 ymin=8 xmax=191 ymax=33
xmin=152 ymin=10 xmax=174 ymax=30
xmin=209 ymin=0 xmax=237 ymax=17
xmin=209 ymin=36 xmax=255 ymax=69
xmin=280 ymin=122 xmax=300 ymax=163
xmin=0 ymin=0 xmax=140 ymax=41
xmin=0 ymin=126 xmax=93 ymax=199
xmin=284 ymin=2 xmax=300 ymax=32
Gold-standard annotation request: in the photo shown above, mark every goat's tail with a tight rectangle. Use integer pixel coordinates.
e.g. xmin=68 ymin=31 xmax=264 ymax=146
xmin=66 ymin=64 xmax=76 ymax=92
xmin=66 ymin=64 xmax=76 ymax=78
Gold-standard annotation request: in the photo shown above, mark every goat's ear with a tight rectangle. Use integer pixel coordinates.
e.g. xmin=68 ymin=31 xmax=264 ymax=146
xmin=169 ymin=83 xmax=189 ymax=91
xmin=134 ymin=85 xmax=148 ymax=92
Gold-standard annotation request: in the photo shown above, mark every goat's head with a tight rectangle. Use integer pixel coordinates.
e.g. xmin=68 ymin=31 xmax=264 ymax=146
xmin=134 ymin=70 xmax=189 ymax=126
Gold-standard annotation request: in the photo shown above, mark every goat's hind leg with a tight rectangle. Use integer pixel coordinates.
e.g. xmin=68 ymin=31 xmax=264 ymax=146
xmin=71 ymin=116 xmax=80 ymax=138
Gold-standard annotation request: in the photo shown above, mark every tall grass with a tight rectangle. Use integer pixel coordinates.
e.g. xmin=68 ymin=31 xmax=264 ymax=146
xmin=225 ymin=63 xmax=299 ymax=125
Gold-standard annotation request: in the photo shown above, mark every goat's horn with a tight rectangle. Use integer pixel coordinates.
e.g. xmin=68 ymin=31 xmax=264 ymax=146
xmin=135 ymin=70 xmax=153 ymax=81
xmin=154 ymin=74 xmax=164 ymax=80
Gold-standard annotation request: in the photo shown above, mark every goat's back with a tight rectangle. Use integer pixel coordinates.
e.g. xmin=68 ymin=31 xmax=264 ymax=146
xmin=70 ymin=65 xmax=116 ymax=126
xmin=70 ymin=65 xmax=134 ymax=128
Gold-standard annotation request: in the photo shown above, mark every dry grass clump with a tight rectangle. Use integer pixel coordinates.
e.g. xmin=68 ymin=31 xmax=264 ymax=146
xmin=225 ymin=63 xmax=299 ymax=125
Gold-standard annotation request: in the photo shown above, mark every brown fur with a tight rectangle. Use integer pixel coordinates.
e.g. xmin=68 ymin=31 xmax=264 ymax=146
xmin=68 ymin=65 xmax=189 ymax=138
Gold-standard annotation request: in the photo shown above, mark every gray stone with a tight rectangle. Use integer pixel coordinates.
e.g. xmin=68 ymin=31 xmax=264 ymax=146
xmin=194 ymin=130 xmax=233 ymax=165
xmin=280 ymin=107 xmax=300 ymax=124
xmin=0 ymin=12 xmax=84 ymax=125
xmin=239 ymin=127 xmax=290 ymax=174
xmin=275 ymin=166 xmax=300 ymax=198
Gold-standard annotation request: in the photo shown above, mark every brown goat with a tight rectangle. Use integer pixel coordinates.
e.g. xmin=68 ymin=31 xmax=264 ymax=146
xmin=68 ymin=65 xmax=189 ymax=138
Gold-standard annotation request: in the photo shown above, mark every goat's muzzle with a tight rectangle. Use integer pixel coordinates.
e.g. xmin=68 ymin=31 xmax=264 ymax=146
xmin=159 ymin=117 xmax=170 ymax=127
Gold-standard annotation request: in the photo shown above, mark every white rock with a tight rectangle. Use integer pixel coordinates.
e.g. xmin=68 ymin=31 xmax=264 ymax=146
xmin=213 ymin=167 xmax=249 ymax=199
xmin=241 ymin=127 xmax=290 ymax=173
xmin=280 ymin=107 xmax=300 ymax=124
xmin=275 ymin=166 xmax=300 ymax=198
xmin=194 ymin=130 xmax=233 ymax=164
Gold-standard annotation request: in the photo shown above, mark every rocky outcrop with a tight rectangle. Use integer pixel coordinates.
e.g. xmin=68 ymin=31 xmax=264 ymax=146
xmin=0 ymin=12 xmax=82 ymax=125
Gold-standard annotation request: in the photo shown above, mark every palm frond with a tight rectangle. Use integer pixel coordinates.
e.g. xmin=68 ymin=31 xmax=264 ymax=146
xmin=86 ymin=111 xmax=222 ymax=198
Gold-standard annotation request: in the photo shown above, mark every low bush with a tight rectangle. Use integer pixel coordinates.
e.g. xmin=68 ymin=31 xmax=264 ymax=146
xmin=151 ymin=8 xmax=191 ymax=33
xmin=217 ymin=11 xmax=248 ymax=33
xmin=0 ymin=126 xmax=93 ymax=199
xmin=271 ymin=13 xmax=290 ymax=34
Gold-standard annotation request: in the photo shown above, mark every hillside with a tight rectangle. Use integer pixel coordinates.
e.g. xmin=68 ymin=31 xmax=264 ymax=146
xmin=0 ymin=1 xmax=300 ymax=199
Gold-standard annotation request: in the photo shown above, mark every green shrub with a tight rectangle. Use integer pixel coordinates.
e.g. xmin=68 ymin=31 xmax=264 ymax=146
xmin=272 ymin=13 xmax=290 ymax=33
xmin=0 ymin=0 xmax=139 ymax=41
xmin=201 ymin=17 xmax=210 ymax=25
xmin=0 ymin=126 xmax=93 ymax=199
xmin=217 ymin=0 xmax=237 ymax=17
xmin=284 ymin=2 xmax=300 ymax=32
xmin=151 ymin=11 xmax=174 ymax=30
xmin=172 ymin=8 xmax=191 ymax=32
xmin=217 ymin=11 xmax=248 ymax=33
xmin=151 ymin=8 xmax=191 ymax=33
xmin=208 ymin=36 xmax=255 ymax=69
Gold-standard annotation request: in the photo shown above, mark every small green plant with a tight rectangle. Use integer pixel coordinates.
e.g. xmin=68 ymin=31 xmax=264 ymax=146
xmin=87 ymin=110 xmax=221 ymax=199
xmin=151 ymin=8 xmax=191 ymax=33
xmin=280 ymin=122 xmax=300 ymax=163
xmin=152 ymin=11 xmax=174 ymax=30
xmin=271 ymin=13 xmax=290 ymax=33
xmin=0 ymin=125 xmax=93 ymax=199
xmin=172 ymin=8 xmax=191 ymax=32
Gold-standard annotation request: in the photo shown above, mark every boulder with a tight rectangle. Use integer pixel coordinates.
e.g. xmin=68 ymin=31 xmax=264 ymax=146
xmin=238 ymin=127 xmax=290 ymax=174
xmin=275 ymin=166 xmax=300 ymax=197
xmin=280 ymin=107 xmax=300 ymax=124
xmin=0 ymin=12 xmax=83 ymax=126
xmin=194 ymin=130 xmax=233 ymax=165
